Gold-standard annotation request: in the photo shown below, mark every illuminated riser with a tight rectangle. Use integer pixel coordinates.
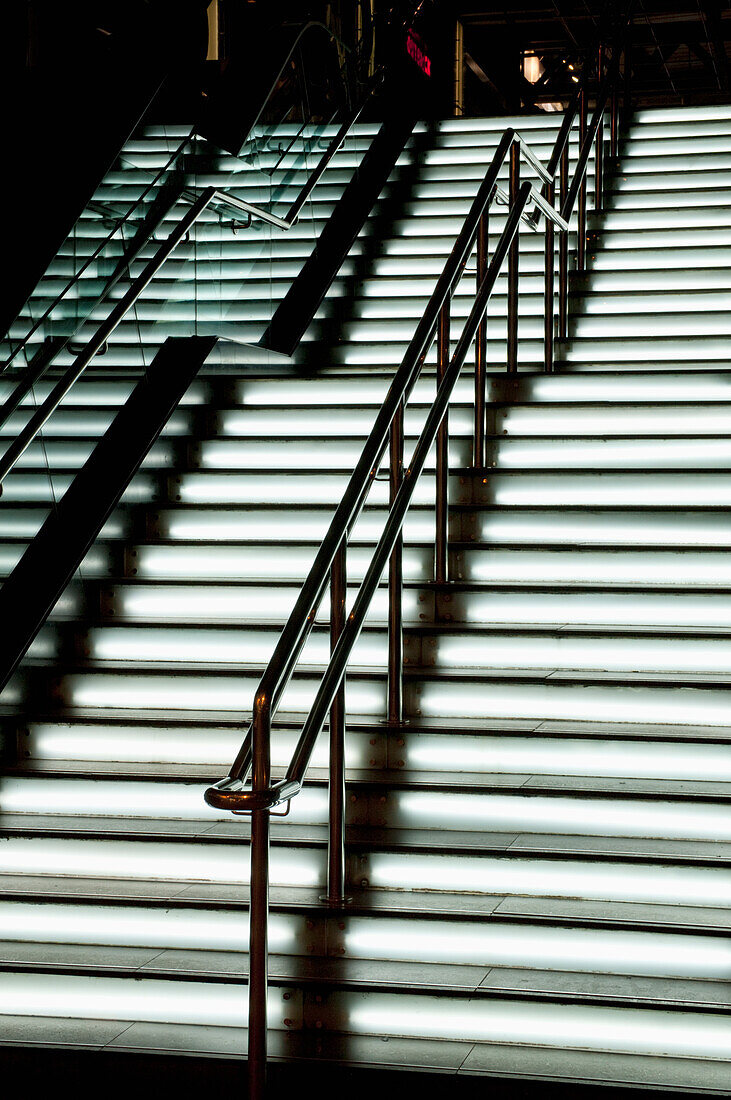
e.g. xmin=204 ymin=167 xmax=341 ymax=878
xmin=413 ymin=631 xmax=731 ymax=677
xmin=483 ymin=435 xmax=731 ymax=467
xmin=410 ymin=677 xmax=731 ymax=728
xmin=4 ymin=440 xmax=175 ymax=470
xmin=0 ymin=471 xmax=159 ymax=505
xmin=0 ymin=901 xmax=728 ymax=983
xmin=170 ymin=471 xmax=449 ymax=506
xmin=320 ymin=991 xmax=731 ymax=1059
xmin=183 ymin=403 xmax=731 ymax=450
xmin=126 ymin=542 xmax=435 ymax=583
xmin=81 ymin=624 xmax=390 ymax=669
xmin=572 ymin=312 xmax=731 ymax=338
xmin=399 ymin=732 xmax=731 ymax=780
xmin=0 ymin=972 xmax=286 ymax=1028
xmin=439 ymin=588 xmax=731 ymax=627
xmin=228 ymin=371 xmax=731 ymax=405
xmin=119 ymin=541 xmax=731 ymax=586
xmin=22 ymin=670 xmax=385 ymax=716
xmin=590 ymin=246 xmax=731 ymax=271
xmin=562 ymin=338 xmax=731 ymax=366
xmin=0 ymin=545 xmax=112 ymax=580
xmin=2 ymin=777 xmax=728 ymax=841
xmin=0 ymin=901 xmax=302 ymax=953
xmin=22 ymin=717 xmax=373 ymax=770
xmin=464 ymin=472 xmax=731 ymax=507
xmin=0 ymin=837 xmax=725 ymax=906
xmin=453 ymin=548 xmax=731 ymax=587
xmin=23 ymin=716 xmax=730 ymax=776
xmin=460 ymin=510 xmax=731 ymax=548
xmin=594 ymin=208 xmax=731 ymax=231
xmin=0 ymin=510 xmax=128 ymax=541
xmin=341 ymin=916 xmax=731 ymax=978
xmin=0 ymin=408 xmax=195 ymax=438
xmin=191 ymin=437 xmax=473 ymax=470
xmin=1 ymin=974 xmax=728 ymax=1056
xmin=488 ymin=405 xmax=731 ymax=436
xmin=22 ymin=721 xmax=372 ymax=769
xmin=149 ymin=505 xmax=438 ymax=544
xmin=104 ymin=583 xmax=431 ymax=626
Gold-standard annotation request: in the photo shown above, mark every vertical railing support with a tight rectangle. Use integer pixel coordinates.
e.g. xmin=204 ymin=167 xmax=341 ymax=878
xmin=595 ymin=46 xmax=605 ymax=214
xmin=388 ymin=403 xmax=404 ymax=724
xmin=324 ymin=540 xmax=349 ymax=903
xmin=543 ymin=177 xmax=555 ymax=373
xmin=248 ymin=707 xmax=271 ymax=1100
xmin=577 ymin=88 xmax=588 ymax=272
xmin=474 ymin=209 xmax=489 ymax=463
xmin=507 ymin=141 xmax=520 ymax=373
xmin=435 ymin=300 xmax=450 ymax=583
xmin=610 ymin=47 xmax=619 ymax=160
xmin=558 ymin=144 xmax=570 ymax=342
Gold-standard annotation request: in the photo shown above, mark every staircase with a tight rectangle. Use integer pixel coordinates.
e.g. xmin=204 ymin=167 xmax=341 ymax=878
xmin=0 ymin=104 xmax=730 ymax=1094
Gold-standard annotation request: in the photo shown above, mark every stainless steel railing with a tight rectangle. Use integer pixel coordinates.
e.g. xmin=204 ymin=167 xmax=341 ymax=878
xmin=205 ymin=43 xmax=625 ymax=1097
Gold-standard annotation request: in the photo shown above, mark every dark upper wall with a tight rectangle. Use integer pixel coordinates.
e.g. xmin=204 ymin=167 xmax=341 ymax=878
xmin=0 ymin=1 xmax=210 ymax=343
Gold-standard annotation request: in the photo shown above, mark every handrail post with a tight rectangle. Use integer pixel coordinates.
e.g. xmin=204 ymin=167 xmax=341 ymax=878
xmin=610 ymin=46 xmax=619 ymax=160
xmin=324 ymin=540 xmax=349 ymax=903
xmin=595 ymin=46 xmax=605 ymax=213
xmin=248 ymin=704 xmax=271 ymax=1100
xmin=388 ymin=402 xmax=405 ymax=724
xmin=435 ymin=300 xmax=450 ymax=583
xmin=544 ymin=176 xmax=555 ymax=373
xmin=507 ymin=141 xmax=520 ymax=372
xmin=559 ymin=144 xmax=570 ymax=342
xmin=577 ymin=88 xmax=588 ymax=272
xmin=474 ymin=210 xmax=489 ymax=464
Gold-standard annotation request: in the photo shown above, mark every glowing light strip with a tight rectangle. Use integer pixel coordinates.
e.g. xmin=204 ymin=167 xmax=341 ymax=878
xmin=405 ymin=734 xmax=731 ymax=781
xmin=432 ymin=632 xmax=731 ymax=675
xmin=0 ymin=837 xmax=324 ymax=887
xmin=344 ymin=917 xmax=731 ymax=977
xmin=368 ymin=852 xmax=731 ymax=906
xmin=0 ymin=972 xmax=292 ymax=1027
xmin=344 ymin=992 xmax=731 ymax=1057
xmin=0 ymin=901 xmax=297 ymax=951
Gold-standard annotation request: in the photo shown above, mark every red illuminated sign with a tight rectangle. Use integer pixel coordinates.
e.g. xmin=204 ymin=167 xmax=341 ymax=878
xmin=406 ymin=28 xmax=431 ymax=77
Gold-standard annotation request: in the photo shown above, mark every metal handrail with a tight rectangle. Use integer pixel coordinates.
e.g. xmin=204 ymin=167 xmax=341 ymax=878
xmin=204 ymin=46 xmax=623 ymax=1098
xmin=205 ymin=69 xmax=617 ymax=811
xmin=205 ymin=137 xmax=567 ymax=810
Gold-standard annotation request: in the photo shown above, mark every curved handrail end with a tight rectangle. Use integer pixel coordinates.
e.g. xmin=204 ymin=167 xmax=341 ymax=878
xmin=204 ymin=776 xmax=300 ymax=813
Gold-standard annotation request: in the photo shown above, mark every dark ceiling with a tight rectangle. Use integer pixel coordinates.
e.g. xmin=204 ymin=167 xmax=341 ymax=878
xmin=455 ymin=1 xmax=731 ymax=112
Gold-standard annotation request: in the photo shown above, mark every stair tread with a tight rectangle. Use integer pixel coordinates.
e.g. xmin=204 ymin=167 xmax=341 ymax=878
xmin=0 ymin=1021 xmax=728 ymax=1092
xmin=1 ymin=814 xmax=728 ymax=863
xmin=10 ymin=760 xmax=731 ymax=798
xmin=20 ymin=655 xmax=731 ymax=687
xmin=9 ymin=707 xmax=731 ymax=740
xmin=0 ymin=875 xmax=727 ymax=932
xmin=0 ymin=943 xmax=726 ymax=1010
